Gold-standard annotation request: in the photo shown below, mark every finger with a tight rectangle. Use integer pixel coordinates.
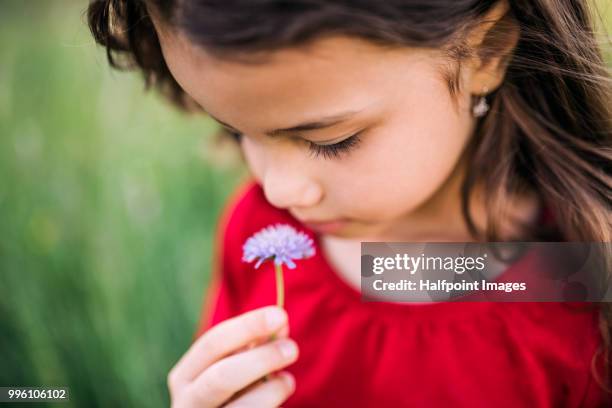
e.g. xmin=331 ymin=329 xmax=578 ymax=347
xmin=185 ymin=338 xmax=299 ymax=407
xmin=224 ymin=371 xmax=295 ymax=408
xmin=169 ymin=306 xmax=287 ymax=387
xmin=238 ymin=324 xmax=290 ymax=354
xmin=277 ymin=323 xmax=290 ymax=338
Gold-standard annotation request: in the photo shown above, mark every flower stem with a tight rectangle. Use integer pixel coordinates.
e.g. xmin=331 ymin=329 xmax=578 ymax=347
xmin=269 ymin=263 xmax=285 ymax=339
xmin=275 ymin=262 xmax=284 ymax=309
xmin=264 ymin=263 xmax=285 ymax=383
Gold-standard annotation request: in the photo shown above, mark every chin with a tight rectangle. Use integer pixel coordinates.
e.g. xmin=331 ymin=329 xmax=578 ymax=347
xmin=322 ymin=223 xmax=376 ymax=240
xmin=323 ymin=230 xmax=355 ymax=239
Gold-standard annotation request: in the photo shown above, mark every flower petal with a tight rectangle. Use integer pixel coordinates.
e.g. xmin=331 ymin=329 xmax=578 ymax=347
xmin=241 ymin=223 xmax=316 ymax=270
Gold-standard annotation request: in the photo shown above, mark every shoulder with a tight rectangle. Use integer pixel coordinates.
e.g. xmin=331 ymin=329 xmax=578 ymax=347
xmin=503 ymin=303 xmax=605 ymax=388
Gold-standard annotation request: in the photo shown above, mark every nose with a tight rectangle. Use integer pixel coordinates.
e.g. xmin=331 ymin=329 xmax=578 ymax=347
xmin=262 ymin=167 xmax=323 ymax=210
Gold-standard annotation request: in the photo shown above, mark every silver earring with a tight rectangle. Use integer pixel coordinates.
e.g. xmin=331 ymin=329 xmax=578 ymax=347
xmin=472 ymin=86 xmax=490 ymax=117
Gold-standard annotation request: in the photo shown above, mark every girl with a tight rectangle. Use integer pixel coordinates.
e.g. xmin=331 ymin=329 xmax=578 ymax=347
xmin=87 ymin=0 xmax=612 ymax=406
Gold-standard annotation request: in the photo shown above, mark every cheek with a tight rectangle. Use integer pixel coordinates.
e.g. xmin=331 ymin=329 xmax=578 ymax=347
xmin=340 ymin=91 xmax=472 ymax=220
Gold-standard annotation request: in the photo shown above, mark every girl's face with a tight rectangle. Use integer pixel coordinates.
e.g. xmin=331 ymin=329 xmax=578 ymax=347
xmin=154 ymin=23 xmax=480 ymax=240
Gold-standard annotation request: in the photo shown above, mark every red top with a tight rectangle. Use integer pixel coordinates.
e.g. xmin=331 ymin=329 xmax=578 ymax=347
xmin=194 ymin=179 xmax=610 ymax=407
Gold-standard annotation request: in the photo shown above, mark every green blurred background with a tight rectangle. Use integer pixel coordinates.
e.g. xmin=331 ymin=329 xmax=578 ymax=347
xmin=0 ymin=1 xmax=247 ymax=406
xmin=0 ymin=1 xmax=609 ymax=407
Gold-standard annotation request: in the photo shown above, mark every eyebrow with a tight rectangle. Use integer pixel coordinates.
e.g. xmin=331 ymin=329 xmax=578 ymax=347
xmin=209 ymin=110 xmax=361 ymax=137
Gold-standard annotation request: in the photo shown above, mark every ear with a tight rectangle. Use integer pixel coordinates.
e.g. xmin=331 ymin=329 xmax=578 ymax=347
xmin=466 ymin=0 xmax=520 ymax=95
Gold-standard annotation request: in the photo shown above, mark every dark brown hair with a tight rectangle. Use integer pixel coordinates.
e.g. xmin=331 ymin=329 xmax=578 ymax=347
xmin=87 ymin=0 xmax=612 ymax=391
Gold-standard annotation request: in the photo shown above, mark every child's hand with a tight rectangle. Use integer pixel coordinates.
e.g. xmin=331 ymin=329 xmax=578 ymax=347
xmin=167 ymin=306 xmax=298 ymax=407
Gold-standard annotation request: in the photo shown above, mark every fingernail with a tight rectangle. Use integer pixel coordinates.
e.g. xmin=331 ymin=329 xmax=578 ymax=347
xmin=265 ymin=307 xmax=286 ymax=330
xmin=277 ymin=339 xmax=297 ymax=359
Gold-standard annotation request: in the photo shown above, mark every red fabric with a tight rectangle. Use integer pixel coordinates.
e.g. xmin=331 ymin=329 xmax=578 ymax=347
xmin=194 ymin=179 xmax=611 ymax=407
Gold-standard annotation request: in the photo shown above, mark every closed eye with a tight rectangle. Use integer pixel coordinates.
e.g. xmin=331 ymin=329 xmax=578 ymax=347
xmin=306 ymin=132 xmax=363 ymax=160
xmin=219 ymin=127 xmax=363 ymax=160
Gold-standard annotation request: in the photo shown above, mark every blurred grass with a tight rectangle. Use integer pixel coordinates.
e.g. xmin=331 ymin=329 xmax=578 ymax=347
xmin=0 ymin=1 xmax=610 ymax=407
xmin=0 ymin=1 xmax=246 ymax=407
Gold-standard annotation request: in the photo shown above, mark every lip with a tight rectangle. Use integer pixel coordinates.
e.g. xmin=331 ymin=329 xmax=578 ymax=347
xmin=302 ymin=218 xmax=349 ymax=233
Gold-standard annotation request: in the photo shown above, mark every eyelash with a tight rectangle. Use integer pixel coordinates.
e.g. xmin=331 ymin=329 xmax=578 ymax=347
xmin=222 ymin=129 xmax=363 ymax=160
xmin=306 ymin=132 xmax=363 ymax=160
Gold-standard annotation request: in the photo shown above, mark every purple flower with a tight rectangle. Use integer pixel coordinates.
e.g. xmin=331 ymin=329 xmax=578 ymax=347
xmin=242 ymin=223 xmax=316 ymax=269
